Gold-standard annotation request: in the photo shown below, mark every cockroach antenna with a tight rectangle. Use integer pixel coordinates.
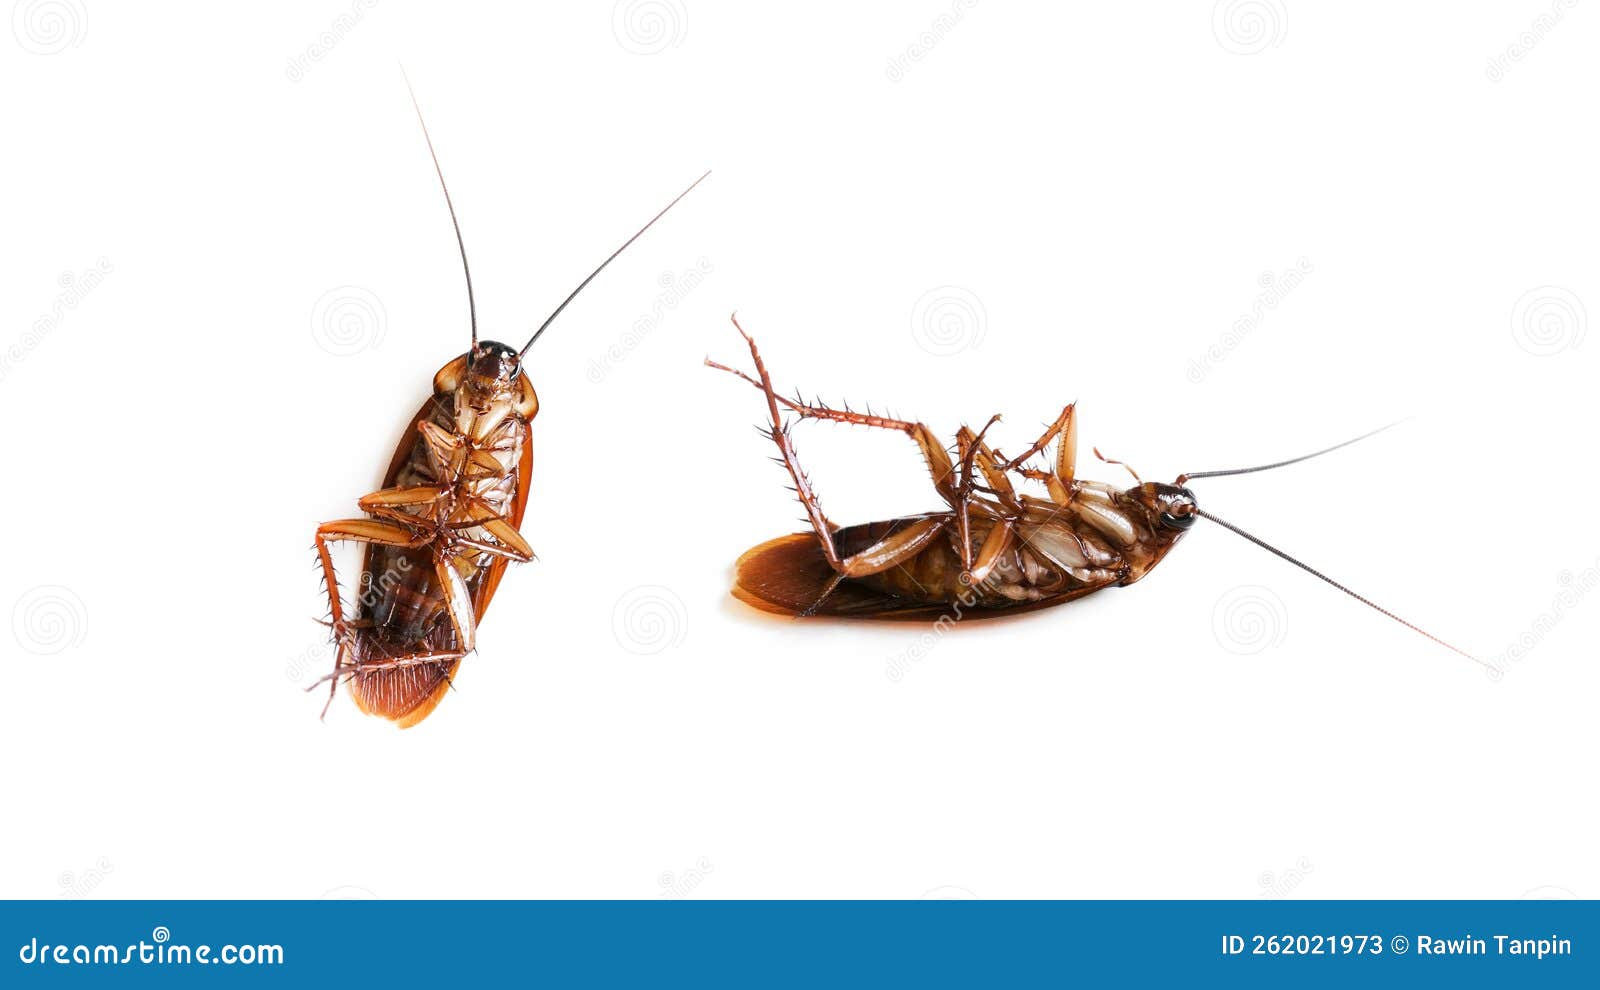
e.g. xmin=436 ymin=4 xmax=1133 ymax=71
xmin=1176 ymin=420 xmax=1407 ymax=484
xmin=401 ymin=66 xmax=478 ymax=350
xmin=1171 ymin=419 xmax=1478 ymax=664
xmin=521 ymin=169 xmax=712 ymax=357
xmin=1189 ymin=507 xmax=1484 ymax=667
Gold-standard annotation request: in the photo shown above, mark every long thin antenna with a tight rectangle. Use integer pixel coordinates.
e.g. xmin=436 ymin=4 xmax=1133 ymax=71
xmin=521 ymin=170 xmax=711 ymax=356
xmin=401 ymin=66 xmax=477 ymax=349
xmin=1194 ymin=507 xmax=1484 ymax=667
xmin=1177 ymin=420 xmax=1406 ymax=484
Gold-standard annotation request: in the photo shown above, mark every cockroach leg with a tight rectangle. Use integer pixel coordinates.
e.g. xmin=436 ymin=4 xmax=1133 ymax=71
xmin=953 ymin=415 xmax=1003 ymax=572
xmin=967 ymin=517 xmax=1017 ymax=586
xmin=707 ymin=324 xmax=958 ymax=500
xmin=1014 ymin=467 xmax=1073 ymax=506
xmin=836 ymin=517 xmax=948 ymax=578
xmin=716 ymin=318 xmax=954 ymax=609
xmin=432 ymin=554 xmax=477 ymax=655
xmin=997 ymin=403 xmax=1076 ymax=479
xmin=312 ymin=519 xmax=434 ymax=718
xmin=956 ymin=424 xmax=1021 ymax=513
xmin=309 ymin=650 xmax=469 ymax=687
xmin=358 ymin=485 xmax=451 ymax=526
xmin=476 ymin=518 xmax=533 ymax=561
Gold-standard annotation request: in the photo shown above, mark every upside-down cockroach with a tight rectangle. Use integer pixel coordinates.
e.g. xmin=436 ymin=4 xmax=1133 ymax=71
xmin=706 ymin=316 xmax=1478 ymax=664
xmin=312 ymin=81 xmax=707 ymax=727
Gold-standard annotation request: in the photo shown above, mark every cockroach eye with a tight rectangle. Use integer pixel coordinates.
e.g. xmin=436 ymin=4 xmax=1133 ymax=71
xmin=1156 ymin=487 xmax=1197 ymax=530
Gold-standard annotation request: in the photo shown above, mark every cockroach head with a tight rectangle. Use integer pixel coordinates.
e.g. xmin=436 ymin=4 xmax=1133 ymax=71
xmin=468 ymin=339 xmax=523 ymax=382
xmin=1128 ymin=482 xmax=1198 ymax=532
xmin=433 ymin=340 xmax=539 ymax=420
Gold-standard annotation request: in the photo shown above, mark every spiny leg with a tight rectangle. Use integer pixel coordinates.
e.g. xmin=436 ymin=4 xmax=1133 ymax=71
xmin=319 ymin=553 xmax=478 ymax=712
xmin=1015 ymin=466 xmax=1073 ymax=506
xmin=956 ymin=422 xmax=1021 ymax=514
xmin=998 ymin=403 xmax=1077 ymax=481
xmin=312 ymin=518 xmax=433 ymax=718
xmin=707 ymin=324 xmax=958 ymax=503
xmin=951 ymin=415 xmax=1002 ymax=572
xmin=715 ymin=316 xmax=951 ymax=611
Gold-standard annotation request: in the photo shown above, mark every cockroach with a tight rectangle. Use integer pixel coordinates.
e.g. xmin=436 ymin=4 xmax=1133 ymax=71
xmin=706 ymin=316 xmax=1478 ymax=664
xmin=312 ymin=80 xmax=707 ymax=727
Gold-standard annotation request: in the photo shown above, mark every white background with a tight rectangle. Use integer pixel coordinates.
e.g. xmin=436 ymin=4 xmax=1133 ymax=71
xmin=1 ymin=1 xmax=1595 ymax=901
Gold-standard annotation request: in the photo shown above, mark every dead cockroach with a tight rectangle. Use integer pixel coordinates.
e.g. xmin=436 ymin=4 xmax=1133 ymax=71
xmin=706 ymin=316 xmax=1478 ymax=664
xmin=312 ymin=81 xmax=707 ymax=727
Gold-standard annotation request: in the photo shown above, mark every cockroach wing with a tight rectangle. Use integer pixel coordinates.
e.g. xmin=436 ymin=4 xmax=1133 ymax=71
xmin=731 ymin=533 xmax=951 ymax=619
xmin=732 ymin=529 xmax=1119 ymax=621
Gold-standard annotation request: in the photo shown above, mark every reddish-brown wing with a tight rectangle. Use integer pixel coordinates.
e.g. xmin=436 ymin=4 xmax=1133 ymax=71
xmin=732 ymin=529 xmax=1113 ymax=621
